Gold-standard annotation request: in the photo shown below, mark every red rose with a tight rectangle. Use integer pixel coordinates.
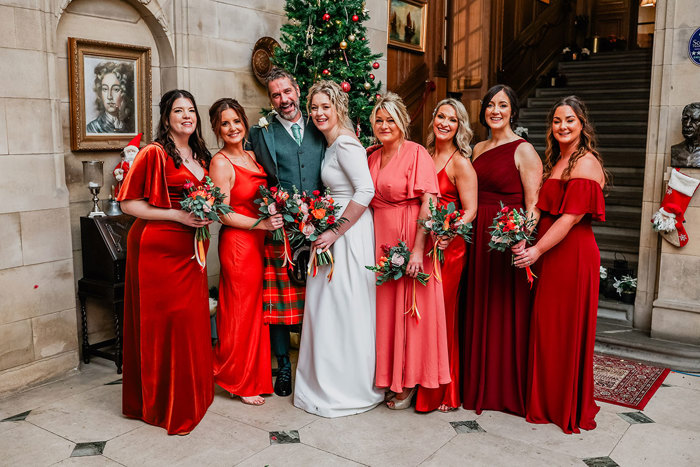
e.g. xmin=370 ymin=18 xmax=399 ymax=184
xmin=312 ymin=190 xmax=321 ymax=196
xmin=270 ymin=186 xmax=278 ymax=193
xmin=328 ymin=215 xmax=336 ymax=224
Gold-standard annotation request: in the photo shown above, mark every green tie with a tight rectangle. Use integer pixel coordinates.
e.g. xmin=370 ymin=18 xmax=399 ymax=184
xmin=291 ymin=123 xmax=302 ymax=146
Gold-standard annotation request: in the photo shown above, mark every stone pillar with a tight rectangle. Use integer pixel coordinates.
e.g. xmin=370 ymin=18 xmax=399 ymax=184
xmin=638 ymin=0 xmax=700 ymax=344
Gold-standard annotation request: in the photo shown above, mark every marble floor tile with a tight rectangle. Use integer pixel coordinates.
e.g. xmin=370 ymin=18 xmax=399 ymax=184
xmin=0 ymin=361 xmax=116 ymax=420
xmin=417 ymin=406 xmax=480 ymax=423
xmin=52 ymin=456 xmax=123 ymax=466
xmin=476 ymin=409 xmax=630 ymax=459
xmin=420 ymin=432 xmax=582 ymax=467
xmin=641 ymin=386 xmax=700 ymax=432
xmin=0 ymin=422 xmax=74 ymax=466
xmin=299 ymin=404 xmax=457 ymax=466
xmin=664 ymin=372 xmax=700 ymax=391
xmin=103 ymin=411 xmax=269 ymax=466
xmin=611 ymin=423 xmax=700 ymax=466
xmin=26 ymin=384 xmax=143 ymax=443
xmin=237 ymin=443 xmax=362 ymax=466
xmin=208 ymin=388 xmax=318 ymax=432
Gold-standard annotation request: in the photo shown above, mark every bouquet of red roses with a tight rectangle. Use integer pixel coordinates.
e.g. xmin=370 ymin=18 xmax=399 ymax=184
xmin=180 ymin=176 xmax=233 ymax=269
xmin=418 ymin=199 xmax=472 ymax=280
xmin=488 ymin=202 xmax=537 ymax=286
xmin=287 ymin=188 xmax=347 ymax=280
xmin=366 ymin=241 xmax=430 ymax=319
xmin=252 ymin=185 xmax=298 ymax=268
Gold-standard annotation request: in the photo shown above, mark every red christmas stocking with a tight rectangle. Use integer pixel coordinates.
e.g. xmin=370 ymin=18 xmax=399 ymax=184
xmin=651 ymin=169 xmax=700 ymax=247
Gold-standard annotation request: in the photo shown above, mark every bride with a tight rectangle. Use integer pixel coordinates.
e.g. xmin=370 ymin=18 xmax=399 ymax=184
xmin=293 ymin=80 xmax=384 ymax=417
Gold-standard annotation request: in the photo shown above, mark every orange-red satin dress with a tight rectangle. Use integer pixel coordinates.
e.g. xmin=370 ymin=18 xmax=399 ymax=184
xmin=526 ymin=178 xmax=604 ymax=433
xmin=368 ymin=141 xmax=450 ymax=393
xmin=118 ymin=142 xmax=214 ymax=435
xmin=415 ymin=154 xmax=468 ymax=412
xmin=213 ymin=154 xmax=273 ymax=397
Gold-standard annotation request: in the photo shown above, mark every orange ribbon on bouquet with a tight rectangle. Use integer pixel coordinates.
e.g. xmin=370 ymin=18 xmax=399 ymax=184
xmin=404 ymin=279 xmax=422 ymax=320
xmin=307 ymin=248 xmax=336 ymax=282
xmin=430 ymin=244 xmax=442 ymax=283
xmin=192 ymin=228 xmax=207 ymax=271
xmin=525 ymin=265 xmax=537 ymax=289
xmin=280 ymin=227 xmax=295 ymax=270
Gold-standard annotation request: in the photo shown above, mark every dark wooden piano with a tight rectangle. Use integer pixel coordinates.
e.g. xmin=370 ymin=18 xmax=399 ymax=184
xmin=78 ymin=214 xmax=135 ymax=374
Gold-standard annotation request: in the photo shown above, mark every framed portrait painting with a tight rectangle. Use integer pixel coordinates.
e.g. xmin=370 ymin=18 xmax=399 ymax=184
xmin=68 ymin=38 xmax=151 ymax=151
xmin=388 ymin=0 xmax=427 ymax=53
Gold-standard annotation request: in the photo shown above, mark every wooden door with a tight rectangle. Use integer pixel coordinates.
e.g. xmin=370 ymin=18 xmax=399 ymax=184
xmin=591 ymin=0 xmax=634 ymax=44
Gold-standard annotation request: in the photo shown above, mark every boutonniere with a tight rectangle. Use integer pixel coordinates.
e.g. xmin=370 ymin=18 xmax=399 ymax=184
xmin=258 ymin=109 xmax=277 ymax=132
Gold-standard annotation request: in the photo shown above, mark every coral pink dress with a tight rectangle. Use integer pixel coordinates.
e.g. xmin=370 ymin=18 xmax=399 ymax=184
xmin=415 ymin=153 xmax=468 ymax=411
xmin=526 ymin=178 xmax=605 ymax=433
xmin=462 ymin=139 xmax=531 ymax=416
xmin=369 ymin=141 xmax=450 ymax=393
xmin=118 ymin=143 xmax=214 ymax=435
xmin=213 ymin=154 xmax=273 ymax=397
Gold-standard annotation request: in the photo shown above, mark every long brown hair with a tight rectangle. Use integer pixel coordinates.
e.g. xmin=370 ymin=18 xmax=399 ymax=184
xmin=543 ymin=96 xmax=610 ymax=186
xmin=155 ymin=89 xmax=211 ymax=168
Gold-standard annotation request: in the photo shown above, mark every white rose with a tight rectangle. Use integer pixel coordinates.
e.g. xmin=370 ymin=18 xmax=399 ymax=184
xmin=424 ymin=220 xmax=433 ymax=229
xmin=258 ymin=116 xmax=269 ymax=127
xmin=268 ymin=202 xmax=278 ymax=215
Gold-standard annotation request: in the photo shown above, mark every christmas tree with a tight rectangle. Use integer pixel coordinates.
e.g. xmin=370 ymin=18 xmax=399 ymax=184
xmin=273 ymin=0 xmax=383 ymax=145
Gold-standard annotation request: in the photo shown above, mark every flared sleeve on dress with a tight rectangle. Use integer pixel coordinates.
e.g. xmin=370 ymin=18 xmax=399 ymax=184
xmin=559 ymin=178 xmax=606 ymax=222
xmin=336 ymin=136 xmax=375 ymax=206
xmin=116 ymin=143 xmax=172 ymax=208
xmin=405 ymin=142 xmax=440 ymax=199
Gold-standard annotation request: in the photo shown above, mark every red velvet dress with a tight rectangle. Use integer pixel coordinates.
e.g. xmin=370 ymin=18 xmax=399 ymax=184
xmin=213 ymin=155 xmax=273 ymax=397
xmin=415 ymin=156 xmax=468 ymax=412
xmin=526 ymin=178 xmax=605 ymax=433
xmin=118 ymin=143 xmax=214 ymax=435
xmin=461 ymin=139 xmax=531 ymax=416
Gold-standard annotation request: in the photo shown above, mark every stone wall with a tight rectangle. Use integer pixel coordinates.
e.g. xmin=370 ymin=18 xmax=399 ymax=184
xmin=0 ymin=0 xmax=387 ymax=397
xmin=637 ymin=0 xmax=700 ymax=344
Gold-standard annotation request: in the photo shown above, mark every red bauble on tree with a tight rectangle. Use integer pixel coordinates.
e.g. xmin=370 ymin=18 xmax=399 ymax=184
xmin=341 ymin=81 xmax=351 ymax=92
xmin=352 ymin=14 xmax=359 ymax=22
xmin=322 ymin=13 xmax=331 ymax=21
xmin=372 ymin=61 xmax=380 ymax=69
xmin=369 ymin=73 xmax=375 ymax=80
xmin=322 ymin=69 xmax=330 ymax=76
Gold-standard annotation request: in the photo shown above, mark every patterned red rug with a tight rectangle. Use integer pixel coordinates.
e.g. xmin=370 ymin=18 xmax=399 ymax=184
xmin=593 ymin=354 xmax=670 ymax=410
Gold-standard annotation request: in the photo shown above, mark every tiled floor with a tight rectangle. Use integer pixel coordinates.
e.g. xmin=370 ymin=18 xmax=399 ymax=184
xmin=1 ymin=361 xmax=699 ymax=466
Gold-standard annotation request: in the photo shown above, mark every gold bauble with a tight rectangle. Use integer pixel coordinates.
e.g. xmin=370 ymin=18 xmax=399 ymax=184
xmin=363 ymin=82 xmax=371 ymax=90
xmin=348 ymin=34 xmax=356 ymax=42
xmin=340 ymin=40 xmax=348 ymax=50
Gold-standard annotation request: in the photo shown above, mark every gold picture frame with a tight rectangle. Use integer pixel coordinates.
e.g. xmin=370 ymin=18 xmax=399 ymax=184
xmin=388 ymin=0 xmax=427 ymax=53
xmin=68 ymin=37 xmax=151 ymax=151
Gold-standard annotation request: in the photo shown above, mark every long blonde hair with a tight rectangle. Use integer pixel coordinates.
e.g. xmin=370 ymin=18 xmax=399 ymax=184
xmin=426 ymin=98 xmax=473 ymax=158
xmin=543 ymin=96 xmax=610 ymax=186
xmin=306 ymin=80 xmax=351 ymax=129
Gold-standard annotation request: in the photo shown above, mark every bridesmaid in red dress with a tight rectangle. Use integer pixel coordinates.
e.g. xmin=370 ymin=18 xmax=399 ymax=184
xmin=208 ymin=99 xmax=282 ymax=405
xmin=462 ymin=85 xmax=542 ymax=416
xmin=118 ymin=89 xmax=214 ymax=435
xmin=368 ymin=93 xmax=450 ymax=409
xmin=514 ymin=96 xmax=607 ymax=433
xmin=415 ymin=99 xmax=477 ymax=413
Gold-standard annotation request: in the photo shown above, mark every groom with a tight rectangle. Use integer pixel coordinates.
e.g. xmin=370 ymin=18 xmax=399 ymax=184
xmin=249 ymin=68 xmax=325 ymax=397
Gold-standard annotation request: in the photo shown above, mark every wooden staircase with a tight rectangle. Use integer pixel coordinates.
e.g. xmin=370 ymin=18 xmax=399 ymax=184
xmin=519 ymin=49 xmax=651 ymax=273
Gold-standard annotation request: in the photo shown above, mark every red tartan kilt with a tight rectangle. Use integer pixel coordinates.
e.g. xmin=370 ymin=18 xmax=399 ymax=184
xmin=263 ymin=237 xmax=305 ymax=325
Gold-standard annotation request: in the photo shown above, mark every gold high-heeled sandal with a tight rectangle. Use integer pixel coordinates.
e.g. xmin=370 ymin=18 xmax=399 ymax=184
xmin=387 ymin=387 xmax=416 ymax=410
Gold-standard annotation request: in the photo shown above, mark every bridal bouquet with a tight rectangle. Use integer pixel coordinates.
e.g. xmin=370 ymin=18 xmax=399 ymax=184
xmin=180 ymin=176 xmax=233 ymax=269
xmin=287 ymin=188 xmax=347 ymax=280
xmin=488 ymin=202 xmax=537 ymax=286
xmin=366 ymin=241 xmax=430 ymax=319
xmin=418 ymin=198 xmax=472 ymax=264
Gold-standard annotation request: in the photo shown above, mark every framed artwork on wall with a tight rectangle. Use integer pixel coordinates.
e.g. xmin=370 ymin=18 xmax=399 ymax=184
xmin=68 ymin=38 xmax=151 ymax=151
xmin=388 ymin=0 xmax=427 ymax=53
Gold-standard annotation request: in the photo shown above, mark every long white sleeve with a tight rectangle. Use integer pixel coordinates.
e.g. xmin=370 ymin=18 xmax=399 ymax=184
xmin=335 ymin=135 xmax=375 ymax=207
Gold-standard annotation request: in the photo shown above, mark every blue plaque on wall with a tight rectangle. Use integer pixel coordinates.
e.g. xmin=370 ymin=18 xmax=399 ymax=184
xmin=689 ymin=27 xmax=700 ymax=66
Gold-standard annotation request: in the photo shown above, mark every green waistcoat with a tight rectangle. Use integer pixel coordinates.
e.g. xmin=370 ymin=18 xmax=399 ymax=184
xmin=272 ymin=121 xmax=325 ymax=194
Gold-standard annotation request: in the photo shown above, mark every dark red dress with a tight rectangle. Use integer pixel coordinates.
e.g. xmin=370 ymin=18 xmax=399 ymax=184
xmin=213 ymin=155 xmax=273 ymax=397
xmin=461 ymin=139 xmax=531 ymax=416
xmin=118 ymin=143 xmax=214 ymax=435
xmin=526 ymin=178 xmax=605 ymax=433
xmin=415 ymin=155 xmax=468 ymax=412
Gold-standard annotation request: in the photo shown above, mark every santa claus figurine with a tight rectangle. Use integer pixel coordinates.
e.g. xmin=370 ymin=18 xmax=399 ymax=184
xmin=113 ymin=133 xmax=142 ymax=197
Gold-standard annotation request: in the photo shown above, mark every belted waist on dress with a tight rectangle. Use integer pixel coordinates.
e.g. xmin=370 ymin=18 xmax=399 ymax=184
xmin=478 ymin=192 xmax=523 ymax=207
xmin=371 ymin=198 xmax=421 ymax=210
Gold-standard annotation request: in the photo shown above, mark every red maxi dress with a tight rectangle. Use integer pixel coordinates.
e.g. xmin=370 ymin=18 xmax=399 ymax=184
xmin=213 ymin=155 xmax=273 ymax=397
xmin=461 ymin=139 xmax=531 ymax=416
xmin=415 ymin=155 xmax=468 ymax=411
xmin=369 ymin=141 xmax=450 ymax=393
xmin=118 ymin=142 xmax=214 ymax=435
xmin=526 ymin=178 xmax=605 ymax=433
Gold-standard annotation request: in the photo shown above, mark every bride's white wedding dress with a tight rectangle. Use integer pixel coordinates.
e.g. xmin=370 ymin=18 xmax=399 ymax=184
xmin=294 ymin=135 xmax=383 ymax=418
